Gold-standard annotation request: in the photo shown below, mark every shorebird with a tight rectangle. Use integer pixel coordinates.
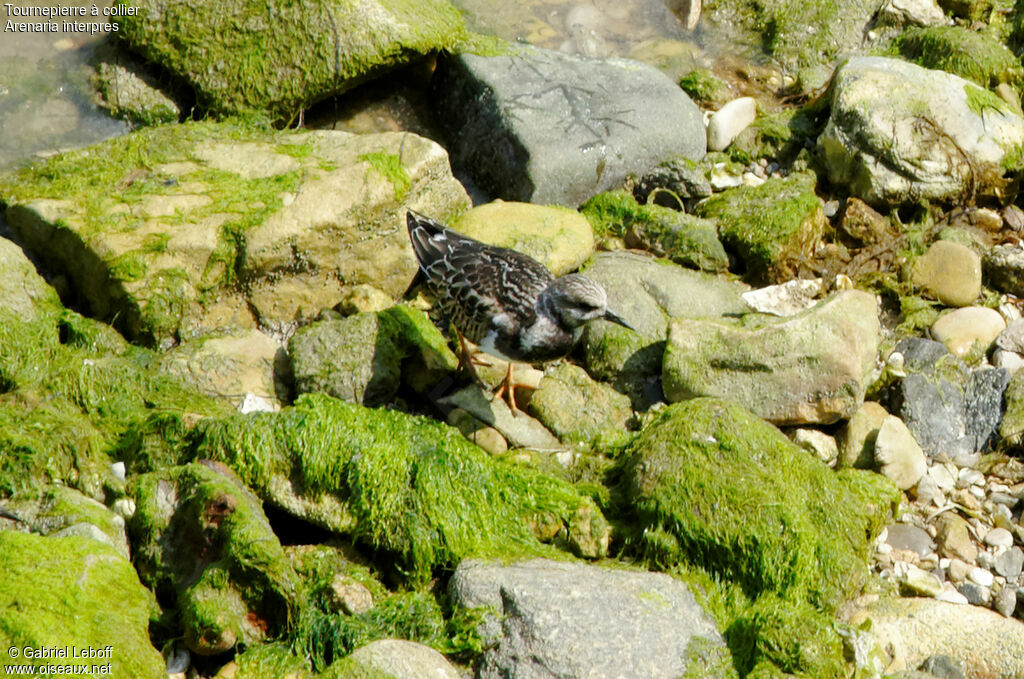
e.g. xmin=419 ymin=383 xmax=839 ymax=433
xmin=407 ymin=210 xmax=631 ymax=413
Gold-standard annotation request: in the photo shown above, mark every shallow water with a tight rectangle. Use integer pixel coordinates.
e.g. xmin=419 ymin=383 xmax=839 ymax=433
xmin=0 ymin=0 xmax=129 ymax=171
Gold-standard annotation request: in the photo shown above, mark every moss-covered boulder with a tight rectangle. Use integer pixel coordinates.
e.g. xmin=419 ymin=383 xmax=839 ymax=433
xmin=894 ymin=25 xmax=1024 ymax=91
xmin=0 ymin=121 xmax=469 ymax=346
xmin=116 ymin=0 xmax=469 ymax=120
xmin=620 ymin=399 xmax=898 ymax=666
xmin=0 ymin=237 xmax=62 ymax=322
xmin=580 ymin=190 xmax=728 ymax=273
xmin=289 ymin=304 xmax=458 ymax=407
xmin=450 ymin=201 xmax=595 ymax=276
xmin=694 ymin=173 xmax=824 ymax=283
xmin=527 ymin=363 xmax=633 ymax=447
xmin=0 ymin=486 xmax=130 ymax=559
xmin=191 ymin=393 xmax=611 ymax=580
xmin=663 ymin=290 xmax=880 ymax=425
xmin=579 ymin=250 xmax=751 ymax=408
xmin=0 ymin=531 xmax=165 ymax=678
xmin=224 ymin=643 xmax=312 ymax=679
xmin=129 ymin=461 xmax=303 ymax=655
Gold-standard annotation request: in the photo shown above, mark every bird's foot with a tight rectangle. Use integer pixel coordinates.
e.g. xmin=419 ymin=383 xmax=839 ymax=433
xmin=492 ymin=362 xmax=538 ymax=416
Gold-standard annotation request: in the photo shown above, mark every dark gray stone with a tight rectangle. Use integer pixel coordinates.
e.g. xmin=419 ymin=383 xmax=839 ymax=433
xmin=450 ymin=558 xmax=734 ymax=679
xmin=891 ymin=373 xmax=968 ymax=459
xmin=957 ymin=581 xmax=989 ymax=606
xmin=895 ymin=337 xmax=960 ymax=376
xmin=633 ymin=156 xmax=713 ymax=209
xmin=965 ymin=367 xmax=1010 ymax=451
xmin=996 ymin=318 xmax=1024 ymax=354
xmin=884 ymin=523 xmax=935 ymax=557
xmin=995 ymin=585 xmax=1017 ymax=617
xmin=995 ymin=546 xmax=1024 ymax=580
xmin=432 ymin=46 xmax=706 ymax=206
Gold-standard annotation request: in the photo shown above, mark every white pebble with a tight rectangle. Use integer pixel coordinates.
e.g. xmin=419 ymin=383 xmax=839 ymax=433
xmin=984 ymin=527 xmax=1014 ymax=550
xmin=706 ymin=97 xmax=758 ymax=152
xmin=968 ymin=566 xmax=995 ymax=587
xmin=110 ymin=461 xmax=126 ymax=482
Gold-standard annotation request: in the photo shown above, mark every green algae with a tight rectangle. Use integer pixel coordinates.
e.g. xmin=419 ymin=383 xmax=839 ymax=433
xmin=232 ymin=642 xmax=312 ymax=679
xmin=130 ymin=462 xmax=303 ymax=653
xmin=894 ymin=25 xmax=1023 ymax=90
xmin=695 ymin=173 xmax=824 ymax=283
xmin=580 ymin=190 xmax=728 ymax=272
xmin=116 ymin=0 xmax=470 ymax=120
xmin=190 ymin=393 xmax=605 ymax=582
xmin=0 ymin=305 xmax=231 ymax=497
xmin=617 ymin=398 xmax=897 ymax=677
xmin=0 ymin=532 xmax=165 ymax=678
xmin=358 ymin=152 xmax=412 ymax=202
xmin=620 ymin=398 xmax=897 ymax=606
xmin=678 ymin=68 xmax=733 ymax=108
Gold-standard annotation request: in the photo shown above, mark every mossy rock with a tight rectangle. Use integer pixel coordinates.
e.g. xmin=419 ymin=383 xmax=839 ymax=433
xmin=727 ymin=594 xmax=846 ymax=678
xmin=229 ymin=642 xmax=312 ymax=679
xmin=620 ymin=397 xmax=899 ymax=608
xmin=191 ymin=393 xmax=610 ymax=581
xmin=450 ymin=201 xmax=595 ymax=276
xmin=894 ymin=25 xmax=1024 ymax=90
xmin=0 ymin=236 xmax=63 ymax=322
xmin=129 ymin=461 xmax=303 ymax=655
xmin=695 ymin=173 xmax=824 ymax=283
xmin=678 ymin=68 xmax=733 ymax=109
xmin=580 ymin=190 xmax=728 ymax=273
xmin=0 ymin=120 xmax=469 ymax=346
xmin=527 ymin=363 xmax=634 ymax=447
xmin=0 ymin=531 xmax=165 ymax=678
xmin=0 ymin=485 xmax=130 ymax=559
xmin=290 ymin=304 xmax=457 ymax=406
xmin=117 ymin=0 xmax=469 ymax=120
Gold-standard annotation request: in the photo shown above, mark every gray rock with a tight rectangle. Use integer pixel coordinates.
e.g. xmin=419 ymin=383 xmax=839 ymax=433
xmin=663 ymin=290 xmax=879 ymax=425
xmin=995 ymin=546 xmax=1024 ymax=580
xmin=884 ymin=523 xmax=935 ymax=557
xmin=432 ymin=45 xmax=705 ymax=206
xmin=984 ymin=244 xmax=1024 ymax=297
xmin=994 ymin=585 xmax=1017 ymax=617
xmin=957 ymin=580 xmax=990 ymax=605
xmin=996 ymin=318 xmax=1024 ymax=354
xmin=920 ymin=654 xmax=967 ymax=679
xmin=450 ymin=558 xmax=734 ymax=679
xmin=886 ymin=339 xmax=1007 ymax=459
xmin=876 ymin=0 xmax=948 ymax=27
xmin=341 ymin=639 xmax=461 ymax=679
xmin=580 ymin=250 xmax=750 ymax=408
xmin=820 ymin=57 xmax=1024 ymax=207
xmin=439 ymin=386 xmax=563 ymax=451
xmin=632 ymin=156 xmax=712 ymax=208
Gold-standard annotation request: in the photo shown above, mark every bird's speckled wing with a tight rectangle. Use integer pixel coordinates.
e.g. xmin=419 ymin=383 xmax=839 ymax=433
xmin=407 ymin=212 xmax=553 ymax=346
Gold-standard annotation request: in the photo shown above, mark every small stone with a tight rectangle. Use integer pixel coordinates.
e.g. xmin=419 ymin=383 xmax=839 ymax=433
xmin=912 ymin=472 xmax=941 ymax=504
xmin=896 ymin=561 xmax=944 ymax=597
xmin=947 ymin=557 xmax=971 ymax=583
xmin=995 ymin=585 xmax=1017 ymax=617
xmin=929 ymin=464 xmax=957 ymax=491
xmin=706 ymin=97 xmax=757 ymax=152
xmin=958 ymin=580 xmax=991 ymax=605
xmin=995 ymin=546 xmax=1024 ymax=580
xmin=791 ymin=427 xmax=839 ymax=465
xmin=884 ymin=523 xmax=935 ymax=557
xmin=984 ymin=527 xmax=1015 ymax=550
xmin=992 ymin=348 xmax=1024 ymax=374
xmin=111 ymin=461 xmax=126 ymax=482
xmin=921 ymin=654 xmax=968 ymax=679
xmin=968 ymin=566 xmax=995 ymax=587
xmin=874 ymin=416 xmax=928 ymax=489
xmin=838 ymin=401 xmax=889 ymax=468
xmin=936 ymin=583 xmax=969 ymax=604
xmin=996 ymin=318 xmax=1024 ymax=354
xmin=956 ymin=468 xmax=984 ymax=488
xmin=112 ymin=497 xmax=136 ymax=520
xmin=931 ymin=306 xmax=1006 ymax=358
xmin=326 ymin=575 xmax=374 ymax=615
xmin=936 ymin=513 xmax=978 ymax=563
xmin=836 ymin=197 xmax=892 ymax=245
xmin=912 ymin=241 xmax=982 ymax=307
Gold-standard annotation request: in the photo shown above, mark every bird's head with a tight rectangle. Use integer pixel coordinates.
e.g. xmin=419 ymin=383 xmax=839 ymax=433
xmin=543 ymin=274 xmax=632 ymax=332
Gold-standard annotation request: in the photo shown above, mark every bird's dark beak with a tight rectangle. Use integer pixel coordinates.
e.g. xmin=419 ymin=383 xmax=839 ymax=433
xmin=602 ymin=309 xmax=633 ymax=331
